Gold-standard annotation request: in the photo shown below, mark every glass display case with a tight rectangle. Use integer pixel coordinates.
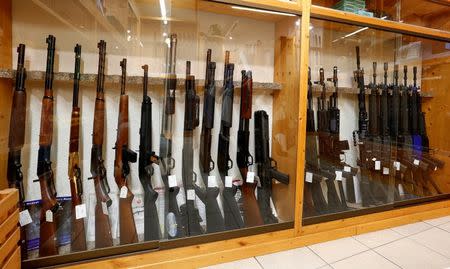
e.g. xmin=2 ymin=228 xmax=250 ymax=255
xmin=311 ymin=0 xmax=450 ymax=31
xmin=303 ymin=17 xmax=450 ymax=223
xmin=2 ymin=0 xmax=300 ymax=267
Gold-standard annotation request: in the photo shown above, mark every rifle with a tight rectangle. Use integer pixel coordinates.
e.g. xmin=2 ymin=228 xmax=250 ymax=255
xmin=114 ymin=59 xmax=138 ymax=245
xmin=8 ymin=44 xmax=28 ymax=259
xmin=353 ymin=46 xmax=377 ymax=207
xmin=196 ymin=49 xmax=225 ymax=233
xmin=237 ymin=70 xmax=263 ymax=227
xmin=304 ymin=67 xmax=328 ymax=216
xmin=139 ymin=65 xmax=161 ymax=241
xmin=69 ymin=44 xmax=86 ymax=252
xmin=316 ymin=68 xmax=344 ymax=212
xmin=90 ymin=40 xmax=113 ymax=248
xmin=255 ymin=110 xmax=289 ymax=224
xmin=36 ymin=35 xmax=60 ymax=257
xmin=379 ymin=63 xmax=395 ymax=203
xmin=159 ymin=34 xmax=184 ymax=239
xmin=218 ymin=61 xmax=244 ymax=230
xmin=181 ymin=61 xmax=203 ymax=236
xmin=368 ymin=62 xmax=388 ymax=202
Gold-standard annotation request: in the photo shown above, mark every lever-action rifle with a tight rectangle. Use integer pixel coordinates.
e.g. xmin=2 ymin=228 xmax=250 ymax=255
xmin=8 ymin=44 xmax=28 ymax=259
xmin=114 ymin=58 xmax=138 ymax=245
xmin=160 ymin=34 xmax=184 ymax=239
xmin=90 ymin=40 xmax=113 ymax=248
xmin=218 ymin=60 xmax=244 ymax=230
xmin=139 ymin=64 xmax=161 ymax=241
xmin=237 ymin=70 xmax=263 ymax=227
xmin=69 ymin=44 xmax=86 ymax=252
xmin=36 ymin=35 xmax=60 ymax=257
xmin=181 ymin=61 xmax=203 ymax=236
xmin=196 ymin=49 xmax=225 ymax=233
xmin=255 ymin=110 xmax=289 ymax=224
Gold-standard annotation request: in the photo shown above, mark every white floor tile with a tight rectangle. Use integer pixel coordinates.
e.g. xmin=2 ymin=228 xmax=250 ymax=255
xmin=391 ymin=221 xmax=432 ymax=236
xmin=200 ymin=258 xmax=262 ymax=269
xmin=256 ymin=247 xmax=326 ymax=269
xmin=308 ymin=237 xmax=369 ymax=264
xmin=331 ymin=250 xmax=400 ymax=269
xmin=409 ymin=227 xmax=450 ymax=258
xmin=423 ymin=216 xmax=450 ymax=226
xmin=318 ymin=266 xmax=332 ymax=269
xmin=438 ymin=221 xmax=450 ymax=233
xmin=374 ymin=238 xmax=450 ymax=269
xmin=353 ymin=229 xmax=403 ymax=248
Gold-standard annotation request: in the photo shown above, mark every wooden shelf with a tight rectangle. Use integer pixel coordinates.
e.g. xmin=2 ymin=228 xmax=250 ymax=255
xmin=0 ymin=69 xmax=282 ymax=91
xmin=309 ymin=5 xmax=450 ymax=42
xmin=311 ymin=84 xmax=433 ymax=97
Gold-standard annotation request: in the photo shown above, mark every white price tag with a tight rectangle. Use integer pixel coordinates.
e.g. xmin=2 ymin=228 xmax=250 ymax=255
xmin=102 ymin=201 xmax=109 ymax=215
xmin=246 ymin=172 xmax=255 ymax=183
xmin=208 ymin=176 xmax=217 ymax=188
xmin=383 ymin=167 xmax=390 ymax=175
xmin=335 ymin=171 xmax=343 ymax=181
xmin=19 ymin=209 xmax=32 ymax=227
xmin=375 ymin=161 xmax=381 ymax=171
xmin=305 ymin=172 xmax=313 ymax=183
xmin=45 ymin=210 xmax=53 ymax=222
xmin=168 ymin=175 xmax=178 ymax=188
xmin=187 ymin=189 xmax=195 ymax=200
xmin=225 ymin=176 xmax=233 ymax=188
xmin=344 ymin=166 xmax=351 ymax=173
xmin=75 ymin=204 xmax=87 ymax=219
xmin=413 ymin=159 xmax=420 ymax=166
xmin=394 ymin=161 xmax=401 ymax=171
xmin=119 ymin=186 xmax=128 ymax=198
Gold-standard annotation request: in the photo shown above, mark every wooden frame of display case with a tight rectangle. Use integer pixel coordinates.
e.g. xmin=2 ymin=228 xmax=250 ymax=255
xmin=1 ymin=0 xmax=450 ymax=268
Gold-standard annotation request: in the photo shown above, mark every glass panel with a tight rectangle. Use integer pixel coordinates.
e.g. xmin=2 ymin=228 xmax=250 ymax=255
xmin=312 ymin=0 xmax=450 ymax=32
xmin=303 ymin=17 xmax=450 ymax=222
xmin=8 ymin=0 xmax=299 ymax=265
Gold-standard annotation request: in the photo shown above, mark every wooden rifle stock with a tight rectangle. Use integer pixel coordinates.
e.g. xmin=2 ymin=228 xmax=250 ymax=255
xmin=38 ymin=35 xmax=59 ymax=257
xmin=91 ymin=40 xmax=113 ymax=248
xmin=114 ymin=59 xmax=138 ymax=245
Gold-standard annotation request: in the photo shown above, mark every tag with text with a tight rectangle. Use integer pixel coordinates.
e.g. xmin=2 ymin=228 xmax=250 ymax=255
xmin=305 ymin=172 xmax=313 ymax=183
xmin=335 ymin=171 xmax=343 ymax=181
xmin=375 ymin=160 xmax=381 ymax=170
xmin=19 ymin=209 xmax=32 ymax=227
xmin=187 ymin=189 xmax=195 ymax=200
xmin=344 ymin=166 xmax=351 ymax=173
xmin=119 ymin=186 xmax=128 ymax=198
xmin=246 ymin=171 xmax=255 ymax=183
xmin=225 ymin=176 xmax=233 ymax=188
xmin=168 ymin=175 xmax=178 ymax=188
xmin=102 ymin=201 xmax=109 ymax=215
xmin=208 ymin=176 xmax=217 ymax=188
xmin=394 ymin=161 xmax=401 ymax=171
xmin=75 ymin=204 xmax=87 ymax=219
xmin=45 ymin=210 xmax=53 ymax=222
xmin=383 ymin=167 xmax=390 ymax=175
xmin=413 ymin=159 xmax=420 ymax=166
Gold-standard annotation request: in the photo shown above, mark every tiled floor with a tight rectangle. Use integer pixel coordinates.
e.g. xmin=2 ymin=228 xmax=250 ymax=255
xmin=201 ymin=216 xmax=450 ymax=269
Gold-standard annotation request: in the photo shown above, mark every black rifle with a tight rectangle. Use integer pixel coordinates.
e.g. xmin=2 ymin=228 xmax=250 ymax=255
xmin=139 ymin=65 xmax=161 ymax=241
xmin=255 ymin=110 xmax=289 ymax=224
xmin=304 ymin=67 xmax=328 ymax=216
xmin=316 ymin=68 xmax=345 ymax=212
xmin=218 ymin=62 xmax=244 ymax=230
xmin=159 ymin=34 xmax=184 ymax=239
xmin=8 ymin=44 xmax=28 ymax=259
xmin=181 ymin=61 xmax=203 ymax=236
xmin=353 ymin=46 xmax=377 ymax=207
xmin=196 ymin=49 xmax=225 ymax=233
xmin=379 ymin=63 xmax=395 ymax=203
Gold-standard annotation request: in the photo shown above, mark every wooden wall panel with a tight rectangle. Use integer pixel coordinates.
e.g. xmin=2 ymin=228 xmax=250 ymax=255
xmin=0 ymin=0 xmax=12 ymax=190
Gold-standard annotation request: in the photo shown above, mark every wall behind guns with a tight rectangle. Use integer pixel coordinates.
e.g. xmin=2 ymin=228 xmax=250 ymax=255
xmin=11 ymin=0 xmax=279 ymax=252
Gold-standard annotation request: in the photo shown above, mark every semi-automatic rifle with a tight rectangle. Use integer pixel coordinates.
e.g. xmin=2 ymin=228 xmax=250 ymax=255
xmin=159 ymin=34 xmax=184 ymax=239
xmin=304 ymin=67 xmax=328 ymax=216
xmin=316 ymin=68 xmax=345 ymax=212
xmin=139 ymin=65 xmax=161 ymax=241
xmin=69 ymin=44 xmax=86 ymax=252
xmin=196 ymin=49 xmax=225 ymax=233
xmin=36 ymin=35 xmax=60 ymax=257
xmin=353 ymin=46 xmax=377 ymax=207
xmin=90 ymin=40 xmax=113 ymax=248
xmin=255 ymin=110 xmax=289 ymax=224
xmin=181 ymin=61 xmax=203 ymax=236
xmin=8 ymin=44 xmax=28 ymax=259
xmin=218 ymin=61 xmax=244 ymax=230
xmin=114 ymin=59 xmax=138 ymax=245
xmin=237 ymin=70 xmax=264 ymax=227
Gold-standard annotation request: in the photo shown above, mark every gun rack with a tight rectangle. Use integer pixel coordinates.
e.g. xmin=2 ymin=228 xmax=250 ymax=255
xmin=0 ymin=69 xmax=282 ymax=91
xmin=310 ymin=84 xmax=434 ymax=97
